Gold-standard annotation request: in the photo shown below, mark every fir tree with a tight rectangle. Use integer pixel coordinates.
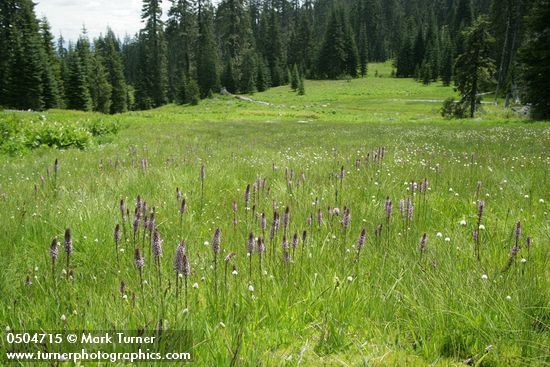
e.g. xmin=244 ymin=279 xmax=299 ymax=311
xmin=196 ymin=4 xmax=219 ymax=98
xmin=240 ymin=49 xmax=256 ymax=94
xmin=358 ymin=22 xmax=369 ymax=77
xmin=97 ymin=30 xmax=128 ymax=113
xmin=39 ymin=18 xmax=62 ymax=109
xmin=89 ymin=52 xmax=112 ymax=114
xmin=290 ymin=64 xmax=300 ymax=90
xmin=454 ymin=16 xmax=495 ymax=118
xmin=317 ymin=7 xmax=358 ymax=79
xmin=137 ymin=0 xmax=168 ymax=108
xmin=519 ymin=0 xmax=550 ymax=119
xmin=256 ymin=57 xmax=270 ymax=92
xmin=65 ymin=49 xmax=92 ymax=111
xmin=221 ymin=58 xmax=237 ymax=93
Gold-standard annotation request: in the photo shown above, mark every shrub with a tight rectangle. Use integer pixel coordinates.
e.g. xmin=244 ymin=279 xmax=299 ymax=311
xmin=0 ymin=113 xmax=120 ymax=155
xmin=441 ymin=98 xmax=468 ymax=118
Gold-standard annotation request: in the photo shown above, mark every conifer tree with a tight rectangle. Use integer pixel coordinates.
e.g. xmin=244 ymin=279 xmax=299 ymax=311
xmin=65 ymin=49 xmax=92 ymax=111
xmin=519 ymin=0 xmax=550 ymax=119
xmin=196 ymin=4 xmax=219 ymax=98
xmin=290 ymin=64 xmax=300 ymax=90
xmin=239 ymin=49 xmax=256 ymax=94
xmin=39 ymin=18 xmax=62 ymax=109
xmin=358 ymin=22 xmax=369 ymax=77
xmin=317 ymin=7 xmax=358 ymax=79
xmin=137 ymin=0 xmax=168 ymax=108
xmin=454 ymin=16 xmax=495 ymax=118
xmin=221 ymin=58 xmax=237 ymax=93
xmin=97 ymin=30 xmax=128 ymax=114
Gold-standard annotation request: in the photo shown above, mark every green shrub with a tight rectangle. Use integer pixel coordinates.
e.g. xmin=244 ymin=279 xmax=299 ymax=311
xmin=441 ymin=97 xmax=468 ymax=118
xmin=0 ymin=113 xmax=120 ymax=155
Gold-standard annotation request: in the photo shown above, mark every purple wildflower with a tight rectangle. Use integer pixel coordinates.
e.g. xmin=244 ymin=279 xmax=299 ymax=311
xmin=152 ymin=229 xmax=163 ymax=258
xmin=50 ymin=237 xmax=59 ymax=261
xmin=174 ymin=240 xmax=186 ymax=274
xmin=64 ymin=228 xmax=73 ymax=255
xmin=357 ymin=228 xmax=366 ymax=251
xmin=134 ymin=248 xmax=144 ymax=270
xmin=212 ymin=228 xmax=221 ymax=254
xmin=247 ymin=232 xmax=255 ymax=255
xmin=419 ymin=233 xmax=427 ymax=253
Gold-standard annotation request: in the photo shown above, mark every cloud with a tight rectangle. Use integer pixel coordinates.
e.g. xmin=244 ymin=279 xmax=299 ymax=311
xmin=35 ymin=0 xmax=172 ymax=41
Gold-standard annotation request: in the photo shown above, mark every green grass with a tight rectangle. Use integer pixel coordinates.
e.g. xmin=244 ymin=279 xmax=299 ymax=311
xmin=1 ymin=67 xmax=549 ymax=366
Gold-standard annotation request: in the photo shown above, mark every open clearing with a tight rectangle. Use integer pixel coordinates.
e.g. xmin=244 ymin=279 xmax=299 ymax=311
xmin=1 ymin=68 xmax=549 ymax=366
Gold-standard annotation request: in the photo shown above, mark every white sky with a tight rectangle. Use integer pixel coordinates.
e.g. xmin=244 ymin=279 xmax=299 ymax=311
xmin=35 ymin=0 xmax=172 ymax=42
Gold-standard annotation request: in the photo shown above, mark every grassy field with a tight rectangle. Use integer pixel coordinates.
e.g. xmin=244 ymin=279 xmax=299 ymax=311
xmin=1 ymin=66 xmax=549 ymax=366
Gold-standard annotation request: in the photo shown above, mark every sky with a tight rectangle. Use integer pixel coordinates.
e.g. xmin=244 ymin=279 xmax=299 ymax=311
xmin=34 ymin=0 xmax=172 ymax=42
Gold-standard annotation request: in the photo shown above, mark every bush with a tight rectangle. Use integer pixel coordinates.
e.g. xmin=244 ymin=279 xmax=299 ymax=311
xmin=0 ymin=113 xmax=120 ymax=155
xmin=441 ymin=98 xmax=468 ymax=118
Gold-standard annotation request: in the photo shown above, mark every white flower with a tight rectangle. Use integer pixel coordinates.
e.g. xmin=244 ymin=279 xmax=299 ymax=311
xmin=60 ymin=314 xmax=66 ymax=321
xmin=436 ymin=232 xmax=443 ymax=238
xmin=232 ymin=270 xmax=238 ymax=276
xmin=460 ymin=220 xmax=467 ymax=226
xmin=182 ymin=308 xmax=189 ymax=314
xmin=481 ymin=274 xmax=488 ymax=280
xmin=6 ymin=326 xmax=11 ymax=332
xmin=219 ymin=322 xmax=226 ymax=328
xmin=122 ymin=294 xmax=128 ymax=300
xmin=444 ymin=237 xmax=451 ymax=242
xmin=479 ymin=224 xmax=486 ymax=230
xmin=248 ymin=285 xmax=254 ymax=292
xmin=192 ymin=282 xmax=199 ymax=289
xmin=34 ymin=266 xmax=39 ymax=271
xmin=203 ymin=241 xmax=209 ymax=246
xmin=263 ymin=270 xmax=268 ymax=275
xmin=120 ymin=248 xmax=125 ymax=253
xmin=505 ymin=296 xmax=512 ymax=301
xmin=524 ymin=194 xmax=529 ymax=199
xmin=449 ymin=187 xmax=453 ymax=192
xmin=521 ymin=258 xmax=527 ymax=263
xmin=143 ymin=280 xmax=148 ymax=285
xmin=73 ymin=310 xmax=78 ymax=315
xmin=347 ymin=276 xmax=353 ymax=282
xmin=62 ymin=269 xmax=67 ymax=275
xmin=540 ymin=198 xmax=545 ymax=204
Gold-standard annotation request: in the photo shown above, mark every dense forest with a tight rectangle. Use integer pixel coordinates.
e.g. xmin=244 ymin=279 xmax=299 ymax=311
xmin=0 ymin=0 xmax=548 ymax=118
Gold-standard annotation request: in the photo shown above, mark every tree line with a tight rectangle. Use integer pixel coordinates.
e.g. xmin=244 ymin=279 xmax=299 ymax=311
xmin=0 ymin=0 xmax=548 ymax=118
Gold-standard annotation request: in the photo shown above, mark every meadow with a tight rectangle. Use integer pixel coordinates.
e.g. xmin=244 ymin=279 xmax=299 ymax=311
xmin=1 ymin=66 xmax=549 ymax=366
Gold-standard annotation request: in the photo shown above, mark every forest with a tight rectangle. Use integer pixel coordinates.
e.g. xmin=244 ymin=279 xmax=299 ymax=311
xmin=0 ymin=0 xmax=549 ymax=118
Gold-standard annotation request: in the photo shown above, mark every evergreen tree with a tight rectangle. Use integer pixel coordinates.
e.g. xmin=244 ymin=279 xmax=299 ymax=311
xmin=65 ymin=49 xmax=92 ymax=111
xmin=186 ymin=78 xmax=200 ymax=105
xmin=264 ymin=5 xmax=285 ymax=87
xmin=440 ymin=26 xmax=454 ymax=86
xmin=358 ymin=22 xmax=369 ymax=77
xmin=39 ymin=18 xmax=62 ymax=109
xmin=290 ymin=64 xmax=300 ymax=90
xmin=317 ymin=7 xmax=358 ymax=79
xmin=196 ymin=4 xmax=219 ymax=98
xmin=256 ymin=57 xmax=270 ymax=92
xmin=518 ymin=0 xmax=550 ymax=119
xmin=298 ymin=75 xmax=305 ymax=95
xmin=395 ymin=38 xmax=414 ymax=77
xmin=412 ymin=27 xmax=425 ymax=70
xmin=239 ymin=48 xmax=256 ymax=94
xmin=454 ymin=16 xmax=495 ymax=117
xmin=89 ymin=52 xmax=112 ymax=113
xmin=166 ymin=0 xmax=196 ymax=102
xmin=221 ymin=58 xmax=237 ymax=93
xmin=137 ymin=0 xmax=168 ymax=108
xmin=97 ymin=30 xmax=128 ymax=114
xmin=2 ymin=0 xmax=45 ymax=110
